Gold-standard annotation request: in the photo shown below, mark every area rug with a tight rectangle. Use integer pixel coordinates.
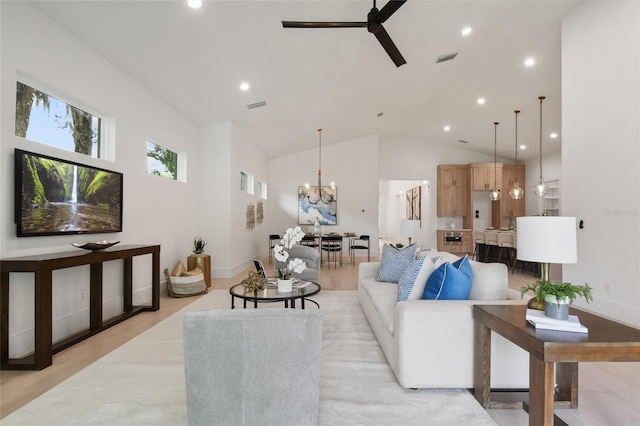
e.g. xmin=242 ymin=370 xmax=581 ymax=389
xmin=3 ymin=290 xmax=496 ymax=425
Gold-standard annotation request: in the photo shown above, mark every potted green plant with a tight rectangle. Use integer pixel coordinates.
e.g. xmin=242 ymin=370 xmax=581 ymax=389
xmin=521 ymin=280 xmax=593 ymax=320
xmin=193 ymin=236 xmax=207 ymax=254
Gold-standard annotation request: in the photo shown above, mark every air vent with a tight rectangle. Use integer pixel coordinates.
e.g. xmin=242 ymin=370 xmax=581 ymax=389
xmin=457 ymin=139 xmax=469 ymax=144
xmin=436 ymin=52 xmax=458 ymax=63
xmin=247 ymin=101 xmax=267 ymax=109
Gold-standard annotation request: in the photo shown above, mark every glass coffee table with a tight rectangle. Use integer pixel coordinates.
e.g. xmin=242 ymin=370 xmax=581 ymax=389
xmin=229 ymin=281 xmax=321 ymax=309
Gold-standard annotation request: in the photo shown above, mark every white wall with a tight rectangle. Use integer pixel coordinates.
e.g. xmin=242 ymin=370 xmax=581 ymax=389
xmin=561 ymin=1 xmax=640 ymax=326
xmin=1 ymin=2 xmax=200 ymax=356
xmin=269 ymin=135 xmax=380 ymax=254
xmin=379 ymin=180 xmax=431 ymax=247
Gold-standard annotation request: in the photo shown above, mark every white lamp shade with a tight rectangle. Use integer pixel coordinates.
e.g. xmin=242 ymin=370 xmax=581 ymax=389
xmin=400 ymin=219 xmax=421 ymax=238
xmin=516 ymin=216 xmax=577 ymax=263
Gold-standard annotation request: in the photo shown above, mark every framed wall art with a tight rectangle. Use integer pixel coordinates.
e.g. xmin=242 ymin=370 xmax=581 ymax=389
xmin=298 ymin=186 xmax=337 ymax=225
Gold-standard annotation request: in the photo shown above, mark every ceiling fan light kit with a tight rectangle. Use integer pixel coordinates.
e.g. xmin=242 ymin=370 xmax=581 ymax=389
xmin=282 ymin=0 xmax=408 ymax=67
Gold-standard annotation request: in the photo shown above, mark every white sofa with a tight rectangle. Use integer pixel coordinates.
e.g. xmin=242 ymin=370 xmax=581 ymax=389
xmin=358 ymin=250 xmax=531 ymax=389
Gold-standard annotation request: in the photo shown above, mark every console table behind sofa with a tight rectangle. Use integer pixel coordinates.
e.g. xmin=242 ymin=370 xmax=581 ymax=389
xmin=1 ymin=244 xmax=160 ymax=370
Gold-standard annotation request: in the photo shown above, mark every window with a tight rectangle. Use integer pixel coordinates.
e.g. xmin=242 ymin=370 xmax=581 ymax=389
xmin=258 ymin=181 xmax=268 ymax=199
xmin=147 ymin=141 xmax=178 ymax=180
xmin=240 ymin=171 xmax=254 ymax=194
xmin=15 ymin=81 xmax=103 ymax=158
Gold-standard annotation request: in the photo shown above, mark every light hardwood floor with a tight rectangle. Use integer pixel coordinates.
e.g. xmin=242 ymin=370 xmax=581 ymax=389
xmin=1 ymin=251 xmax=638 ymax=425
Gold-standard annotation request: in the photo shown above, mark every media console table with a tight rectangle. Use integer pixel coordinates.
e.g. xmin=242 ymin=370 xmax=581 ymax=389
xmin=1 ymin=244 xmax=160 ymax=370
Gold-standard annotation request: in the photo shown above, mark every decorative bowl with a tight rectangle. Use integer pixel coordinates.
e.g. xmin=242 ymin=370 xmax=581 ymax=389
xmin=72 ymin=241 xmax=120 ymax=252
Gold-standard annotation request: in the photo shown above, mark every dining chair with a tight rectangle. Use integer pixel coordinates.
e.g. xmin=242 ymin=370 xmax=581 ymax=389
xmin=349 ymin=235 xmax=370 ymax=264
xmin=321 ymin=235 xmax=343 ymax=268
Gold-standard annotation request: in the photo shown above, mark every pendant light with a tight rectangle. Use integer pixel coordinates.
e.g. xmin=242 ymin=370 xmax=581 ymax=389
xmin=305 ymin=129 xmax=335 ymax=205
xmin=490 ymin=122 xmax=501 ymax=201
xmin=509 ymin=110 xmax=523 ymax=199
xmin=533 ymin=96 xmax=548 ymax=196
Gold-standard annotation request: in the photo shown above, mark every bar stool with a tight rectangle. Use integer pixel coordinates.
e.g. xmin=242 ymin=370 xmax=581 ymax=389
xmin=484 ymin=230 xmax=499 ymax=262
xmin=497 ymin=232 xmax=515 ymax=266
xmin=472 ymin=230 xmax=486 ymax=262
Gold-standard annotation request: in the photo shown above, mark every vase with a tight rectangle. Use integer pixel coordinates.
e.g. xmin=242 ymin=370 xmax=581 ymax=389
xmin=544 ymin=295 xmax=570 ymax=320
xmin=277 ymin=279 xmax=293 ymax=293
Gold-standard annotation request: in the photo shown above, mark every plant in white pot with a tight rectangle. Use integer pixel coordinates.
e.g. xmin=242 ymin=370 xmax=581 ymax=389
xmin=273 ymin=226 xmax=307 ymax=293
xmin=521 ymin=280 xmax=593 ymax=320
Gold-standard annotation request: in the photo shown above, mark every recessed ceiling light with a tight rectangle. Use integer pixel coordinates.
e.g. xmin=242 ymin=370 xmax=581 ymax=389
xmin=187 ymin=0 xmax=202 ymax=9
xmin=240 ymin=82 xmax=250 ymax=91
xmin=443 ymin=125 xmax=450 ymax=132
xmin=377 ymin=112 xmax=384 ymax=117
xmin=524 ymin=57 xmax=535 ymax=67
xmin=461 ymin=27 xmax=472 ymax=36
xmin=477 ymin=97 xmax=486 ymax=105
xmin=550 ymin=132 xmax=558 ymax=138
xmin=519 ymin=145 xmax=526 ymax=150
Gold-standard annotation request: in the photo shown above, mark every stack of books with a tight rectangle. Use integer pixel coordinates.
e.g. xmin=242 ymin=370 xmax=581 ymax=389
xmin=525 ymin=309 xmax=588 ymax=333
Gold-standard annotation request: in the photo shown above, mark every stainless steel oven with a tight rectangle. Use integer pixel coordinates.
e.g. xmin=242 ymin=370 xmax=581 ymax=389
xmin=443 ymin=232 xmax=463 ymax=245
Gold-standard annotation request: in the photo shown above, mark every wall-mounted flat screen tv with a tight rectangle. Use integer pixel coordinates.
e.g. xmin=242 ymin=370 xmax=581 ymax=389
xmin=15 ymin=149 xmax=123 ymax=237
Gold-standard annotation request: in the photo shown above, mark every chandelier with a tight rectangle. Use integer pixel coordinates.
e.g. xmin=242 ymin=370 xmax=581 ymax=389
xmin=305 ymin=129 xmax=335 ymax=205
xmin=490 ymin=122 xmax=501 ymax=201
xmin=533 ymin=96 xmax=548 ymax=196
xmin=509 ymin=110 xmax=523 ymax=199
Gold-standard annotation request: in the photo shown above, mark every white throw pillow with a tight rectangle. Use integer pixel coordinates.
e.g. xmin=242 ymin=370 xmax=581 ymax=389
xmin=397 ymin=255 xmax=442 ymax=301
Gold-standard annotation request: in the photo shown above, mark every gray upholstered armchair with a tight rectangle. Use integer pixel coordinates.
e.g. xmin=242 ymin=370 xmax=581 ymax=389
xmin=275 ymin=245 xmax=320 ymax=282
xmin=183 ymin=308 xmax=323 ymax=426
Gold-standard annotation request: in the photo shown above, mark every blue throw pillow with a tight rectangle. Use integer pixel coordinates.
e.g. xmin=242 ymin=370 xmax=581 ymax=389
xmin=423 ymin=255 xmax=473 ymax=300
xmin=377 ymin=243 xmax=416 ymax=283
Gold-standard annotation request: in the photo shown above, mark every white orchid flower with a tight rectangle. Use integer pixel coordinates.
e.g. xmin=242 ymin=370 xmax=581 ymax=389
xmin=288 ymin=257 xmax=307 ymax=274
xmin=273 ymin=244 xmax=289 ymax=263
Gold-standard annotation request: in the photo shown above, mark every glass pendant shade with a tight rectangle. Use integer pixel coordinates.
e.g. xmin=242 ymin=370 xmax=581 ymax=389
xmin=533 ymin=180 xmax=548 ymax=196
xmin=490 ymin=189 xmax=501 ymax=201
xmin=509 ymin=182 xmax=523 ymax=199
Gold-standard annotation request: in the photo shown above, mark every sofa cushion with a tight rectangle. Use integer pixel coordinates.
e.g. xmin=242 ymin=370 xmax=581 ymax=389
xmin=423 ymin=255 xmax=473 ymax=300
xmin=376 ymin=243 xmax=416 ymax=283
xmin=397 ymin=255 xmax=441 ymax=301
xmin=468 ymin=260 xmax=508 ymax=300
xmin=360 ymin=278 xmax=397 ymax=335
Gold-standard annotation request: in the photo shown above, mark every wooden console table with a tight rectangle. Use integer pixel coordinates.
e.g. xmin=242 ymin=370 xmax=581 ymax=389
xmin=473 ymin=304 xmax=640 ymax=426
xmin=1 ymin=244 xmax=160 ymax=370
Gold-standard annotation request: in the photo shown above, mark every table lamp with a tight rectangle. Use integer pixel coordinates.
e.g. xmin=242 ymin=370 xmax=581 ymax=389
xmin=400 ymin=219 xmax=420 ymax=246
xmin=516 ymin=216 xmax=577 ymax=308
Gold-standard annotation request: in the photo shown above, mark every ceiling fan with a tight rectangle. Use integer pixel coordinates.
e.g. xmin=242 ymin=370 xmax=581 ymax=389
xmin=282 ymin=0 xmax=408 ymax=67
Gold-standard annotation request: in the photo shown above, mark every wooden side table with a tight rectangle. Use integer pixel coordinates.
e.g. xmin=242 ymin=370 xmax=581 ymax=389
xmin=473 ymin=304 xmax=640 ymax=426
xmin=188 ymin=253 xmax=211 ymax=288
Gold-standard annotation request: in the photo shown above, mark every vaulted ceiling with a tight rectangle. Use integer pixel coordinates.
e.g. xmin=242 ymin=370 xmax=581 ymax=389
xmin=32 ymin=0 xmax=581 ymax=160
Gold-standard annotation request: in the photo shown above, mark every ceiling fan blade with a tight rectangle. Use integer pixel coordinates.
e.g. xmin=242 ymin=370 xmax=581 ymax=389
xmin=373 ymin=26 xmax=406 ymax=67
xmin=378 ymin=0 xmax=407 ymax=23
xmin=282 ymin=21 xmax=367 ymax=29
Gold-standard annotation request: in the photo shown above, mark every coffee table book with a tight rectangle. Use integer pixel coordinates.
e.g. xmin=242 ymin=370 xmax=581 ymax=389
xmin=525 ymin=308 xmax=588 ymax=333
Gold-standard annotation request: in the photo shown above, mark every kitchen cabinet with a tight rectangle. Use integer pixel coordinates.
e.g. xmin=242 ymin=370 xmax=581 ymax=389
xmin=471 ymin=163 xmax=502 ymax=191
xmin=436 ymin=230 xmax=472 ymax=255
xmin=437 ymin=165 xmax=469 ymax=217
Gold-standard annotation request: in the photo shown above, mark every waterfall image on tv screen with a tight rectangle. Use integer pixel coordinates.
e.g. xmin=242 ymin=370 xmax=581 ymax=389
xmin=15 ymin=149 xmax=123 ymax=237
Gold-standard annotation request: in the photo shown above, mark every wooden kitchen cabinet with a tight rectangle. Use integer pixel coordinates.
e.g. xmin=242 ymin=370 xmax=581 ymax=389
xmin=436 ymin=230 xmax=472 ymax=255
xmin=437 ymin=165 xmax=469 ymax=217
xmin=471 ymin=163 xmax=502 ymax=191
